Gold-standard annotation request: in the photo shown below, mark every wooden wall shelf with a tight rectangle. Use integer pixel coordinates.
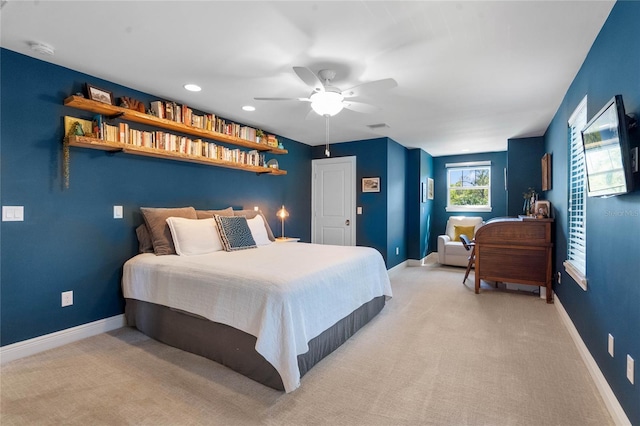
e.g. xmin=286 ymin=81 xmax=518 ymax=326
xmin=64 ymin=96 xmax=288 ymax=155
xmin=66 ymin=135 xmax=286 ymax=175
xmin=63 ymin=95 xmax=288 ymax=177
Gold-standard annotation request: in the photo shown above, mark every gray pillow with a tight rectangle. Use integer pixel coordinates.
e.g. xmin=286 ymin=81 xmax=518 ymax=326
xmin=233 ymin=209 xmax=275 ymax=241
xmin=214 ymin=215 xmax=257 ymax=251
xmin=196 ymin=207 xmax=233 ymax=219
xmin=140 ymin=207 xmax=197 ymax=255
xmin=135 ymin=224 xmax=154 ymax=253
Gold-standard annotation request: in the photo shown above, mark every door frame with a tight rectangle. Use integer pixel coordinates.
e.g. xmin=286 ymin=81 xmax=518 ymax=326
xmin=311 ymin=156 xmax=357 ymax=245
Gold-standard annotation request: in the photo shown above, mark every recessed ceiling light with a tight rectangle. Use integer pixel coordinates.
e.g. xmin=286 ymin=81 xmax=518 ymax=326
xmin=28 ymin=41 xmax=55 ymax=56
xmin=242 ymin=105 xmax=256 ymax=112
xmin=183 ymin=84 xmax=201 ymax=92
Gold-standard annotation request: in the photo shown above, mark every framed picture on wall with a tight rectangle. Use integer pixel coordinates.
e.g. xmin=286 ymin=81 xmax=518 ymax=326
xmin=362 ymin=177 xmax=380 ymax=193
xmin=428 ymin=178 xmax=434 ymax=200
xmin=86 ymin=83 xmax=114 ymax=105
xmin=542 ymin=153 xmax=552 ymax=191
xmin=421 ymin=182 xmax=427 ymax=203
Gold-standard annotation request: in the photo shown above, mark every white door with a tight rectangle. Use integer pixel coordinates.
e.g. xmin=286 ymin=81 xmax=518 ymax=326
xmin=312 ymin=156 xmax=356 ymax=245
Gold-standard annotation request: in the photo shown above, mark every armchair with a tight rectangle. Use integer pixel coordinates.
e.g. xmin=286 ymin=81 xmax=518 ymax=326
xmin=437 ymin=216 xmax=483 ymax=267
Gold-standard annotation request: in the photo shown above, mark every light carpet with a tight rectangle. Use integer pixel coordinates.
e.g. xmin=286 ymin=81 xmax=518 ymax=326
xmin=0 ymin=260 xmax=613 ymax=425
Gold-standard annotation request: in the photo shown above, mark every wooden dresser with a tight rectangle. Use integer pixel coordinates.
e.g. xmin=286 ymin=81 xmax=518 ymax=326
xmin=474 ymin=217 xmax=554 ymax=303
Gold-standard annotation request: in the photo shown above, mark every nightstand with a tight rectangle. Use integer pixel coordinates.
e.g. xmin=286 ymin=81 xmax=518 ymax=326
xmin=275 ymin=237 xmax=300 ymax=243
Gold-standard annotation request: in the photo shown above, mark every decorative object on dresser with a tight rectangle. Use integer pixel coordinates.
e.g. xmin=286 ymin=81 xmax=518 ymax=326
xmin=522 ymin=187 xmax=538 ymax=216
xmin=534 ymin=200 xmax=551 ymax=218
xmin=473 ymin=217 xmax=554 ymax=303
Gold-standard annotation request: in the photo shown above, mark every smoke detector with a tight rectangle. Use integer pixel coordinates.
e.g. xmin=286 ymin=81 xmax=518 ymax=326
xmin=28 ymin=41 xmax=55 ymax=56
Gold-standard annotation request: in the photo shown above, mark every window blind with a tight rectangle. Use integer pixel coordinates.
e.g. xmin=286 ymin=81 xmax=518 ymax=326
xmin=567 ymin=98 xmax=587 ymax=275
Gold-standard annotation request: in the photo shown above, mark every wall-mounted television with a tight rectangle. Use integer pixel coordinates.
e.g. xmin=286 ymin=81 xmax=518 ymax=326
xmin=581 ymin=95 xmax=634 ymax=197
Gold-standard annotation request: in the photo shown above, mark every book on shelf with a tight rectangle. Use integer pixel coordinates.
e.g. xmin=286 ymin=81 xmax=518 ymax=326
xmin=150 ymin=101 xmax=164 ymax=119
xmin=92 ymin=114 xmax=103 ymax=139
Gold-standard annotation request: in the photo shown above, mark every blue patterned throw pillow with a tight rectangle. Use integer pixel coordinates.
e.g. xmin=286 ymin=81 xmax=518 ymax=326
xmin=214 ymin=215 xmax=257 ymax=251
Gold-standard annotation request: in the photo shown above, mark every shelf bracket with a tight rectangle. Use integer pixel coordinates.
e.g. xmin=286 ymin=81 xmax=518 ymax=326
xmin=106 ymin=112 xmax=124 ymax=120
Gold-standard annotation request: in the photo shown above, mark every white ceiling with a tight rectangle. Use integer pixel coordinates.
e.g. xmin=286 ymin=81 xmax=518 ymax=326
xmin=1 ymin=1 xmax=615 ymax=157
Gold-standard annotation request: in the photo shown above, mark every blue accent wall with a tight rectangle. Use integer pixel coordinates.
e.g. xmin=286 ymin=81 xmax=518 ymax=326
xmin=0 ymin=49 xmax=312 ymax=346
xmin=430 ymin=152 xmax=508 ymax=251
xmin=406 ymin=149 xmax=434 ymax=259
xmin=507 ymin=137 xmax=545 ymax=216
xmin=542 ymin=2 xmax=639 ymax=422
xmin=386 ymin=140 xmax=407 ymax=267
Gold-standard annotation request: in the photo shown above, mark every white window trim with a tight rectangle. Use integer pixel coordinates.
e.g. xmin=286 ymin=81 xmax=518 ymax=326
xmin=563 ymin=261 xmax=588 ymax=291
xmin=565 ymin=95 xmax=588 ymax=291
xmin=446 ymin=163 xmax=492 ymax=212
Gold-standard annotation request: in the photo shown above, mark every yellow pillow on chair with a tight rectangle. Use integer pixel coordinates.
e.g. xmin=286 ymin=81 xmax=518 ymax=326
xmin=453 ymin=225 xmax=476 ymax=242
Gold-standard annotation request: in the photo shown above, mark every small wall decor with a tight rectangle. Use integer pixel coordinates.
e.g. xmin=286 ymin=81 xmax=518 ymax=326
xmin=542 ymin=153 xmax=552 ymax=191
xmin=421 ymin=182 xmax=427 ymax=203
xmin=362 ymin=177 xmax=380 ymax=193
xmin=428 ymin=178 xmax=434 ymax=200
xmin=86 ymin=83 xmax=113 ymax=105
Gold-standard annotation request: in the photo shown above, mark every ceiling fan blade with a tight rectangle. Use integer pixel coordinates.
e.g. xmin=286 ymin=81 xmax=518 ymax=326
xmin=341 ymin=78 xmax=398 ymax=98
xmin=343 ymin=101 xmax=380 ymax=114
xmin=293 ymin=66 xmax=324 ymax=92
xmin=254 ymin=97 xmax=311 ymax=102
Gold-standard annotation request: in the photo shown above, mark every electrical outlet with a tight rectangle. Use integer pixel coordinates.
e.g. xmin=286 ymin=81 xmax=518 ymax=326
xmin=61 ymin=291 xmax=73 ymax=307
xmin=627 ymin=355 xmax=635 ymax=384
xmin=396 ymin=247 xmax=399 ymax=255
xmin=608 ymin=334 xmax=614 ymax=357
xmin=557 ymin=272 xmax=561 ymax=284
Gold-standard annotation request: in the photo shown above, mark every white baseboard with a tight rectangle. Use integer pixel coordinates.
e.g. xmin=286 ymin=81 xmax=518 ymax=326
xmin=555 ymin=298 xmax=630 ymax=425
xmin=0 ymin=314 xmax=126 ymax=364
xmin=388 ymin=260 xmax=408 ymax=277
xmin=407 ymin=259 xmax=425 ymax=267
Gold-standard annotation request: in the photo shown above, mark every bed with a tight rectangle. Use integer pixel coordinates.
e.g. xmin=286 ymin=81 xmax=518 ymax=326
xmin=122 ymin=241 xmax=392 ymax=392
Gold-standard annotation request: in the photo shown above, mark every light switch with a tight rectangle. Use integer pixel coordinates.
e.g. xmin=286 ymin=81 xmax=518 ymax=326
xmin=2 ymin=206 xmax=24 ymax=222
xmin=357 ymin=207 xmax=363 ymax=215
xmin=113 ymin=205 xmax=123 ymax=219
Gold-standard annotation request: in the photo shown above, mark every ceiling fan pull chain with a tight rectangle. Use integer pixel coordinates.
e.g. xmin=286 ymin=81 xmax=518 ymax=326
xmin=325 ymin=115 xmax=331 ymax=157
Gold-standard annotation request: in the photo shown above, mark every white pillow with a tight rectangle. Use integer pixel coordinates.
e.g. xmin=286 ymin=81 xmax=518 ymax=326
xmin=165 ymin=217 xmax=223 ymax=256
xmin=247 ymin=214 xmax=272 ymax=246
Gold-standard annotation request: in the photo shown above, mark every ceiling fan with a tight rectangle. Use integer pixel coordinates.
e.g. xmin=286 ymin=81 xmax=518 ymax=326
xmin=254 ymin=66 xmax=397 ymax=117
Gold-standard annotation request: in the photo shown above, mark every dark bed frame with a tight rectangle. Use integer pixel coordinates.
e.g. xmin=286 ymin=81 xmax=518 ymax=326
xmin=125 ymin=296 xmax=385 ymax=390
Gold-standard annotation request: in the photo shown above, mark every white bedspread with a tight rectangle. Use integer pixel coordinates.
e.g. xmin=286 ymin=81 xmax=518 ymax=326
xmin=122 ymin=242 xmax=392 ymax=392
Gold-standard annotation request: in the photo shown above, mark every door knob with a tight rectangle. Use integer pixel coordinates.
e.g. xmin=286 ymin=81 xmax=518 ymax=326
xmin=345 ymin=219 xmax=350 ymax=226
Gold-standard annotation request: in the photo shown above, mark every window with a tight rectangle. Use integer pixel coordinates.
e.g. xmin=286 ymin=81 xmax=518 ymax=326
xmin=564 ymin=97 xmax=588 ymax=290
xmin=446 ymin=161 xmax=492 ymax=212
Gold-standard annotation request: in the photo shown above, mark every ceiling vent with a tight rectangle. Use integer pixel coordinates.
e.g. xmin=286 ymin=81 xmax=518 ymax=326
xmin=367 ymin=123 xmax=390 ymax=130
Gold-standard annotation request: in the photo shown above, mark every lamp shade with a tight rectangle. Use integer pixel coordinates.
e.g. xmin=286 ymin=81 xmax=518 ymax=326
xmin=310 ymin=91 xmax=344 ymax=117
xmin=276 ymin=205 xmax=289 ymax=219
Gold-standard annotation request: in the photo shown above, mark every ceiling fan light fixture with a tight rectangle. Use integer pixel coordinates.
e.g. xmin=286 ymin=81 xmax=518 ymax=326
xmin=310 ymin=91 xmax=344 ymax=117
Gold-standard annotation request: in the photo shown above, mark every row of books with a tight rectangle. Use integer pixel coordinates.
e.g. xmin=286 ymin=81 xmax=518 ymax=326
xmin=147 ymin=100 xmax=278 ymax=146
xmin=93 ymin=116 xmax=266 ymax=166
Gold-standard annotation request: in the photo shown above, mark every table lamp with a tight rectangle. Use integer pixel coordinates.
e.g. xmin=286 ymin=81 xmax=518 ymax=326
xmin=276 ymin=205 xmax=289 ymax=239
